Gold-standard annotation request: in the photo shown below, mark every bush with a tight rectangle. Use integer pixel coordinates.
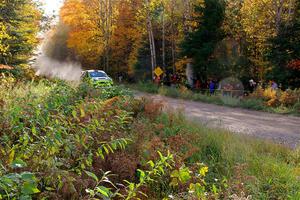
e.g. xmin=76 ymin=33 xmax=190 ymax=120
xmin=0 ymin=80 xmax=138 ymax=199
xmin=158 ymin=86 xmax=180 ymax=98
xmin=136 ymin=81 xmax=159 ymax=93
xmin=240 ymin=98 xmax=265 ymax=110
xmin=1 ymin=80 xmax=299 ymax=199
xmin=293 ymin=101 xmax=300 ymax=112
xmin=279 ymin=89 xmax=300 ymax=107
xmin=251 ymin=87 xmax=300 ymax=110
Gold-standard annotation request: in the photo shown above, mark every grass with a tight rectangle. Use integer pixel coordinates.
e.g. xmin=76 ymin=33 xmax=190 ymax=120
xmin=154 ymin=112 xmax=300 ymax=199
xmin=130 ymin=82 xmax=300 ymax=116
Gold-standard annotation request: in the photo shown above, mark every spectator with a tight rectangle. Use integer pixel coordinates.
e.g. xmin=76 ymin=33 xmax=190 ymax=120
xmin=118 ymin=73 xmax=123 ymax=83
xmin=209 ymin=80 xmax=215 ymax=95
xmin=154 ymin=76 xmax=161 ymax=85
xmin=271 ymin=81 xmax=278 ymax=90
xmin=249 ymin=79 xmax=257 ymax=93
xmin=195 ymin=79 xmax=201 ymax=90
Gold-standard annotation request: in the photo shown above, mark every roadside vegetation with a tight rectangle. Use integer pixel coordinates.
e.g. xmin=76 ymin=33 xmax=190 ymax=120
xmin=0 ymin=79 xmax=300 ymax=199
xmin=1 ymin=0 xmax=300 ymax=199
xmin=130 ymin=82 xmax=300 ymax=115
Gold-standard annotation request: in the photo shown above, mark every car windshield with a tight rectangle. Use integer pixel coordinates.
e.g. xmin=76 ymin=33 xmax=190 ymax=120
xmin=89 ymin=71 xmax=107 ymax=78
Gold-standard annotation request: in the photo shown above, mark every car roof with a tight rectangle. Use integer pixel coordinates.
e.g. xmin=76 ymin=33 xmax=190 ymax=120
xmin=84 ymin=70 xmax=106 ymax=73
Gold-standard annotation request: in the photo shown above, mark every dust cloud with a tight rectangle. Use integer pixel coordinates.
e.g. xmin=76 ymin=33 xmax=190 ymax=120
xmin=35 ymin=56 xmax=82 ymax=81
xmin=34 ymin=22 xmax=82 ymax=81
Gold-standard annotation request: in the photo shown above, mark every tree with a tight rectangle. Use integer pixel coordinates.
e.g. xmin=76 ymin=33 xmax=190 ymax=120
xmin=109 ymin=0 xmax=143 ymax=75
xmin=0 ymin=0 xmax=41 ymax=66
xmin=0 ymin=22 xmax=10 ymax=58
xmin=181 ymin=0 xmax=225 ymax=81
xmin=60 ymin=0 xmax=118 ymax=69
xmin=240 ymin=0 xmax=296 ymax=80
xmin=268 ymin=0 xmax=300 ymax=88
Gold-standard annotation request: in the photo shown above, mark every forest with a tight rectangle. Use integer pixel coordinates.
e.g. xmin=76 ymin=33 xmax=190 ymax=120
xmin=0 ymin=0 xmax=300 ymax=199
xmin=1 ymin=0 xmax=300 ymax=87
xmin=55 ymin=0 xmax=300 ymax=88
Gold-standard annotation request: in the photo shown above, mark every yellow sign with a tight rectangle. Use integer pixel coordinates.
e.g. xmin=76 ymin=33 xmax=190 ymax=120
xmin=154 ymin=67 xmax=163 ymax=77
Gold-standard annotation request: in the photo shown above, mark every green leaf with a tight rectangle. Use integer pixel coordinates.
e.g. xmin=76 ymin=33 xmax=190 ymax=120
xmin=11 ymin=158 xmax=27 ymax=169
xmin=171 ymin=170 xmax=179 ymax=178
xmin=128 ymin=182 xmax=135 ymax=191
xmin=85 ymin=171 xmax=99 ymax=182
xmin=21 ymin=182 xmax=40 ymax=195
xmin=96 ymin=186 xmax=110 ymax=197
xmin=45 ymin=187 xmax=55 ymax=191
xmin=137 ymin=169 xmax=145 ymax=182
xmin=19 ymin=195 xmax=32 ymax=200
xmin=21 ymin=172 xmax=34 ymax=181
xmin=148 ymin=160 xmax=155 ymax=168
xmin=80 ymin=108 xmax=85 ymax=117
xmin=8 ymin=150 xmax=15 ymax=164
xmin=31 ymin=126 xmax=37 ymax=135
xmin=212 ymin=184 xmax=218 ymax=194
xmin=72 ymin=110 xmax=77 ymax=118
xmin=103 ymin=145 xmax=109 ymax=154
xmin=157 ymin=151 xmax=163 ymax=160
xmin=179 ymin=167 xmax=191 ymax=183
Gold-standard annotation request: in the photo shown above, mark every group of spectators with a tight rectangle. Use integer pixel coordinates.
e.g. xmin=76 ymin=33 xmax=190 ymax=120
xmin=152 ymin=73 xmax=282 ymax=96
xmin=248 ymin=79 xmax=280 ymax=92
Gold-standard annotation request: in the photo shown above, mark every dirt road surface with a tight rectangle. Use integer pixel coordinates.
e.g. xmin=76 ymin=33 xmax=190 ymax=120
xmin=136 ymin=92 xmax=300 ymax=148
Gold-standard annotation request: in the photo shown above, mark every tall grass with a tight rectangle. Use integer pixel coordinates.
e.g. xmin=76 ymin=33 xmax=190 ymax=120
xmin=154 ymin=112 xmax=300 ymax=199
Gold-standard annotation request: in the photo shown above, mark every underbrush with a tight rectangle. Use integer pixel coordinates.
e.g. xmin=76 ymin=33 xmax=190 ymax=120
xmin=0 ymin=80 xmax=299 ymax=199
xmin=131 ymin=82 xmax=300 ymax=115
xmin=153 ymin=113 xmax=300 ymax=199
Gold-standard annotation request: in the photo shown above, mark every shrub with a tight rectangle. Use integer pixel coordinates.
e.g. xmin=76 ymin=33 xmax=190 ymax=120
xmin=240 ymin=98 xmax=265 ymax=110
xmin=221 ymin=95 xmax=241 ymax=107
xmin=136 ymin=81 xmax=159 ymax=93
xmin=158 ymin=86 xmax=180 ymax=98
xmin=293 ymin=101 xmax=300 ymax=112
xmin=279 ymin=89 xmax=300 ymax=107
xmin=0 ymin=80 xmax=136 ymax=199
xmin=178 ymin=86 xmax=193 ymax=99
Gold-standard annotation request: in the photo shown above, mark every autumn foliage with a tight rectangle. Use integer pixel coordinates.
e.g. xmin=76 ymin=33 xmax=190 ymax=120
xmin=287 ymin=59 xmax=300 ymax=71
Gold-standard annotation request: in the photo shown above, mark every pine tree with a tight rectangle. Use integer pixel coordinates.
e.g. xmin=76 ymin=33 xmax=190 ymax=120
xmin=0 ymin=0 xmax=41 ymax=66
xmin=181 ymin=0 xmax=225 ymax=81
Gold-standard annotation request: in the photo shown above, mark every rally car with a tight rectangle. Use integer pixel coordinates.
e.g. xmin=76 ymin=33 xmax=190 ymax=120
xmin=81 ymin=70 xmax=113 ymax=87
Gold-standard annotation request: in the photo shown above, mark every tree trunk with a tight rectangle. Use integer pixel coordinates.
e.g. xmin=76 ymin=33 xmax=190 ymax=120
xmin=145 ymin=0 xmax=156 ymax=80
xmin=183 ymin=0 xmax=191 ymax=35
xmin=171 ymin=0 xmax=176 ymax=74
xmin=275 ymin=0 xmax=284 ymax=33
xmin=162 ymin=1 xmax=166 ymax=71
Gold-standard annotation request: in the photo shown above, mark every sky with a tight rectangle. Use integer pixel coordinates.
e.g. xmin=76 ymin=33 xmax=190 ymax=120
xmin=42 ymin=0 xmax=63 ymax=16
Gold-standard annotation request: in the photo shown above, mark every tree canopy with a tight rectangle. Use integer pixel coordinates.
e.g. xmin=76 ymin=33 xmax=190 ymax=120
xmin=1 ymin=0 xmax=299 ymax=87
xmin=0 ymin=0 xmax=41 ymax=66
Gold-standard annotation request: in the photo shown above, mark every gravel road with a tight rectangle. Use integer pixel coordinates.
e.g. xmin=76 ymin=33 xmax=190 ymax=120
xmin=137 ymin=93 xmax=300 ymax=148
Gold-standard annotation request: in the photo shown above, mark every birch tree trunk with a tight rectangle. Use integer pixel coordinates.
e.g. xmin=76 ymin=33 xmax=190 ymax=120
xmin=145 ymin=0 xmax=156 ymax=80
xmin=183 ymin=0 xmax=193 ymax=84
xmin=162 ymin=0 xmax=166 ymax=71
